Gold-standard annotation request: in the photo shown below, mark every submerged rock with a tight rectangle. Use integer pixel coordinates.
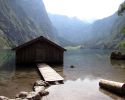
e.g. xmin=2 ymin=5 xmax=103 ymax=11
xmin=70 ymin=65 xmax=74 ymax=68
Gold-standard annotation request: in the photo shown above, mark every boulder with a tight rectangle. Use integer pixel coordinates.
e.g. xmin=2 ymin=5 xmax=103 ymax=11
xmin=15 ymin=98 xmax=28 ymax=100
xmin=15 ymin=98 xmax=23 ymax=100
xmin=34 ymin=80 xmax=50 ymax=87
xmin=27 ymin=91 xmax=41 ymax=100
xmin=39 ymin=91 xmax=49 ymax=96
xmin=44 ymin=81 xmax=50 ymax=87
xmin=16 ymin=91 xmax=28 ymax=99
xmin=0 ymin=96 xmax=9 ymax=100
xmin=9 ymin=99 xmax=15 ymax=100
xmin=33 ymin=86 xmax=45 ymax=92
xmin=110 ymin=51 xmax=125 ymax=60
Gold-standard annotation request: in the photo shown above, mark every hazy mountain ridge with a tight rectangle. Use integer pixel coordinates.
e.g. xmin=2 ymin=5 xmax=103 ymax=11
xmin=49 ymin=14 xmax=91 ymax=45
xmin=49 ymin=13 xmax=125 ymax=49
xmin=86 ymin=13 xmax=125 ymax=49
xmin=0 ymin=0 xmax=57 ymax=48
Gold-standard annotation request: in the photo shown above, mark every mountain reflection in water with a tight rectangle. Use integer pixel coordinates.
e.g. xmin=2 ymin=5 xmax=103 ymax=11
xmin=44 ymin=49 xmax=125 ymax=100
xmin=0 ymin=49 xmax=125 ymax=99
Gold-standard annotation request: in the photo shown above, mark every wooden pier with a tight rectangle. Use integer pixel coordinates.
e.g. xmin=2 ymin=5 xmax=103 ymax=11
xmin=37 ymin=64 xmax=64 ymax=83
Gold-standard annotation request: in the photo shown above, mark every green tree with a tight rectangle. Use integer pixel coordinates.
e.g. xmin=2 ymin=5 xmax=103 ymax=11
xmin=118 ymin=1 xmax=125 ymax=15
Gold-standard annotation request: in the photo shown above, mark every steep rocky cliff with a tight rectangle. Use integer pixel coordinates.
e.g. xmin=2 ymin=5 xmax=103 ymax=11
xmin=0 ymin=0 xmax=57 ymax=48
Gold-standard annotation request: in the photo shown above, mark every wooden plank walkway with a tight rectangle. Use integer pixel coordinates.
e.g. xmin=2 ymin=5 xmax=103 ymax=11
xmin=37 ymin=64 xmax=64 ymax=82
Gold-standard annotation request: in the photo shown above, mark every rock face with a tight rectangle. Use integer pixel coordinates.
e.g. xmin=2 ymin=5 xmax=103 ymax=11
xmin=0 ymin=0 xmax=57 ymax=48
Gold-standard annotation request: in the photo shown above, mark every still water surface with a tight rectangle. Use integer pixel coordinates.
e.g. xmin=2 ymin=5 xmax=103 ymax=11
xmin=0 ymin=49 xmax=125 ymax=99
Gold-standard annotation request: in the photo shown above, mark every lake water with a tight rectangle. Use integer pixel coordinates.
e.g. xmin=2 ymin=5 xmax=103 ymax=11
xmin=0 ymin=49 xmax=125 ymax=99
xmin=0 ymin=50 xmax=40 ymax=98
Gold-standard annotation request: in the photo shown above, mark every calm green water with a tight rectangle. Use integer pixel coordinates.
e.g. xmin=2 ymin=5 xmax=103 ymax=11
xmin=0 ymin=49 xmax=125 ymax=99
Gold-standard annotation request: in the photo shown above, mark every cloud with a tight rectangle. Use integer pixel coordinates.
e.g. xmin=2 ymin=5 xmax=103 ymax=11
xmin=43 ymin=0 xmax=124 ymax=21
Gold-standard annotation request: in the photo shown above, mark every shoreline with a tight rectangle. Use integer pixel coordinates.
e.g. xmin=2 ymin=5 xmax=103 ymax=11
xmin=0 ymin=80 xmax=50 ymax=100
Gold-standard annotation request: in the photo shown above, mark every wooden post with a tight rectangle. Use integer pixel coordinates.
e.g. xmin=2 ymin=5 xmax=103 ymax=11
xmin=99 ymin=79 xmax=125 ymax=95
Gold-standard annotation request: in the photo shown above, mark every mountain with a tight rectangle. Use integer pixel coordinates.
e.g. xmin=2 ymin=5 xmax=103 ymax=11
xmin=1 ymin=0 xmax=124 ymax=49
xmin=84 ymin=13 xmax=125 ymax=49
xmin=48 ymin=14 xmax=91 ymax=45
xmin=49 ymin=13 xmax=125 ymax=49
xmin=0 ymin=0 xmax=57 ymax=49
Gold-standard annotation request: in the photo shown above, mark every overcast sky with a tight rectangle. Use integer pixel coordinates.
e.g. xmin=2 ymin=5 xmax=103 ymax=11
xmin=43 ymin=0 xmax=124 ymax=22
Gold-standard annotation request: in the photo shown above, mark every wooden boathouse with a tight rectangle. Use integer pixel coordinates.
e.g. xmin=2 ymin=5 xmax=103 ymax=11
xmin=13 ymin=36 xmax=66 ymax=64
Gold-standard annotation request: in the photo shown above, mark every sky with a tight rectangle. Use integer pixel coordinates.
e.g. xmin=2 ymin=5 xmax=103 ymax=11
xmin=43 ymin=0 xmax=124 ymax=22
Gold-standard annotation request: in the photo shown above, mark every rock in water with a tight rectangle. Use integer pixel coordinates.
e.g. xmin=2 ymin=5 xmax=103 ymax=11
xmin=34 ymin=80 xmax=50 ymax=87
xmin=44 ymin=81 xmax=50 ymax=87
xmin=16 ymin=91 xmax=28 ymax=99
xmin=70 ymin=65 xmax=74 ymax=68
xmin=0 ymin=96 xmax=9 ymax=100
xmin=27 ymin=91 xmax=41 ymax=100
xmin=15 ymin=98 xmax=28 ymax=100
xmin=33 ymin=86 xmax=45 ymax=92
xmin=39 ymin=91 xmax=49 ymax=96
